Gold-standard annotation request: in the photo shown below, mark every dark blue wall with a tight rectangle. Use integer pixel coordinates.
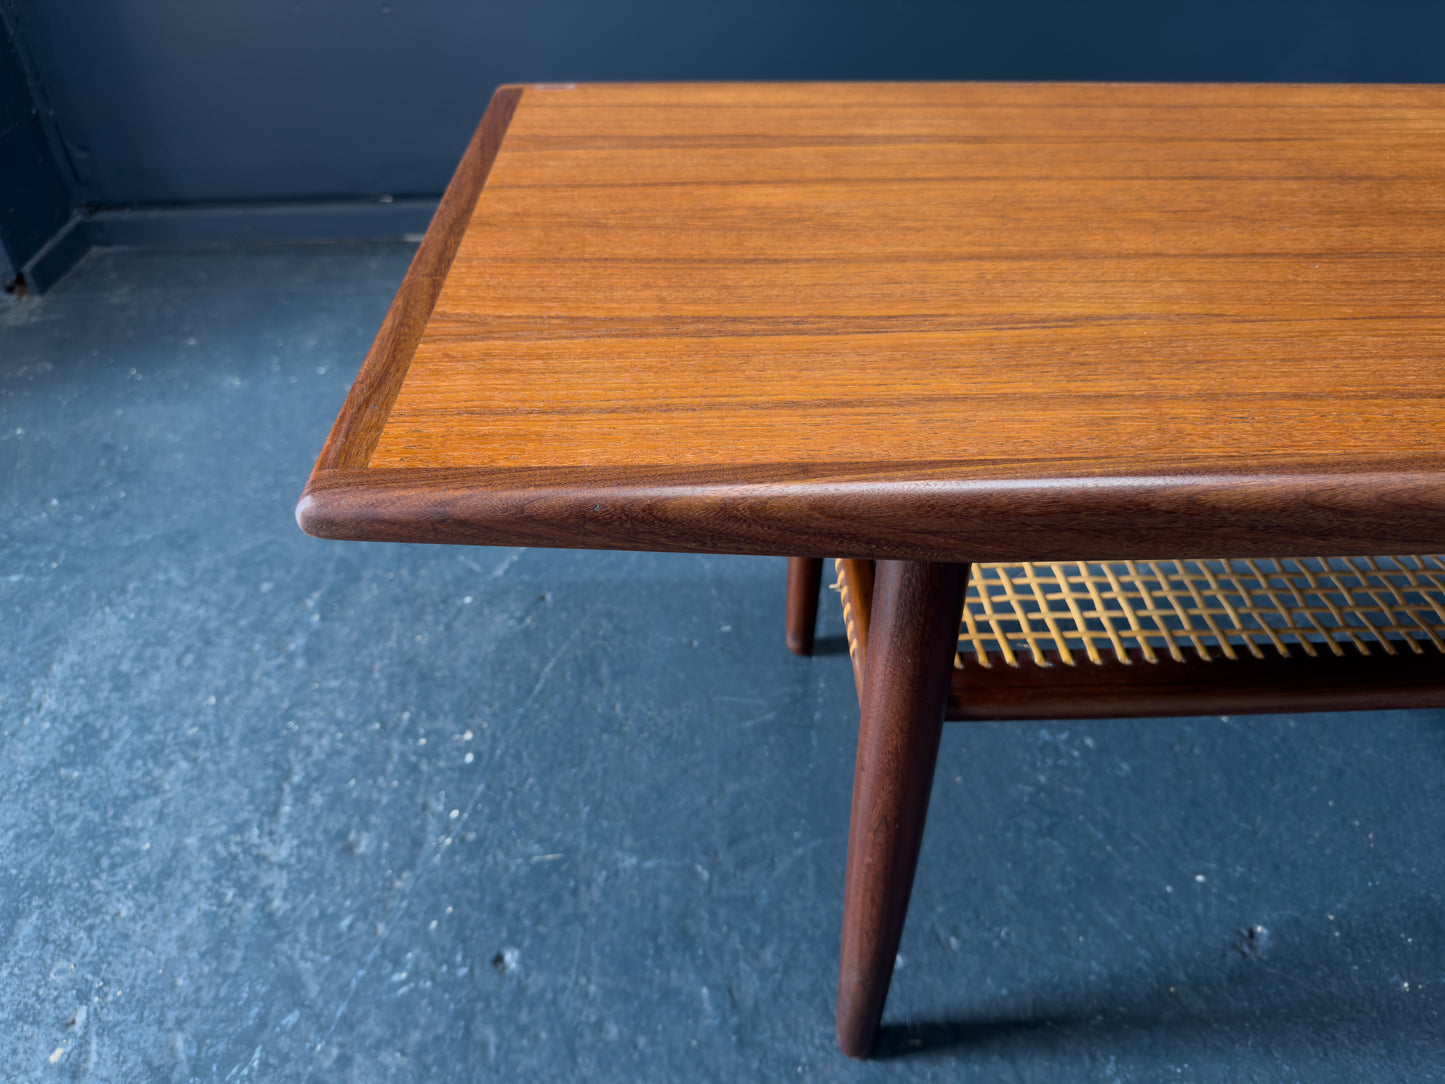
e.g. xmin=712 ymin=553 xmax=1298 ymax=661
xmin=11 ymin=0 xmax=1445 ymax=209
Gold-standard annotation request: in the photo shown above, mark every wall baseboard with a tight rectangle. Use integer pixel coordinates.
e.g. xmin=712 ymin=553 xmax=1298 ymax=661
xmin=19 ymin=197 xmax=440 ymax=294
xmin=87 ymin=197 xmax=439 ymax=247
xmin=18 ymin=212 xmax=88 ymax=294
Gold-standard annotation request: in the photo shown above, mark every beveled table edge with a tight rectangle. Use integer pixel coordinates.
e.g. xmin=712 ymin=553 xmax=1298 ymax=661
xmin=297 ymin=457 xmax=1445 ymax=562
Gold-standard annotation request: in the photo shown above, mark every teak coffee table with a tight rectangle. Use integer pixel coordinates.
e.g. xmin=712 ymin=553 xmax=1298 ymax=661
xmin=299 ymin=83 xmax=1445 ymax=1057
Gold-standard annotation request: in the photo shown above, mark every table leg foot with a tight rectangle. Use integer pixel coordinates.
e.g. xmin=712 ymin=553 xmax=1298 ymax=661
xmin=836 ymin=559 xmax=970 ymax=1058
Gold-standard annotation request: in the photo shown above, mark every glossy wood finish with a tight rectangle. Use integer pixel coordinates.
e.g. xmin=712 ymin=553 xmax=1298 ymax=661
xmin=298 ymin=457 xmax=1445 ymax=562
xmin=300 ymin=82 xmax=1445 ymax=561
xmin=946 ymin=647 xmax=1445 ymax=719
xmin=786 ymin=557 xmax=824 ymax=655
xmin=837 ymin=560 xmax=970 ymax=1058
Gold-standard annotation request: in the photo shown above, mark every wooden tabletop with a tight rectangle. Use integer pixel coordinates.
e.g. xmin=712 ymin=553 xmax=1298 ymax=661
xmin=299 ymin=82 xmax=1445 ymax=562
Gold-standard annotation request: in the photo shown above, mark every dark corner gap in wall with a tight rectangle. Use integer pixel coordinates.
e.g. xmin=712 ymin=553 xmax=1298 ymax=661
xmin=0 ymin=1 xmax=75 ymax=293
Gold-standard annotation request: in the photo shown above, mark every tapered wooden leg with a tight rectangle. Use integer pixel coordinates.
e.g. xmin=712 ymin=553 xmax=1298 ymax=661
xmin=786 ymin=557 xmax=825 ymax=656
xmin=836 ymin=559 xmax=970 ymax=1058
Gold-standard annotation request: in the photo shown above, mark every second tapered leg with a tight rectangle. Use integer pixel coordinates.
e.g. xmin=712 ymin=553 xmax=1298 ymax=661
xmin=786 ymin=557 xmax=824 ymax=655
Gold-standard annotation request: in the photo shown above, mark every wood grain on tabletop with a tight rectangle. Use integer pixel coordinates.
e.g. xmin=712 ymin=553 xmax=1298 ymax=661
xmin=301 ymin=82 xmax=1445 ymax=557
xmin=372 ymin=82 xmax=1445 ymax=470
xmin=316 ymin=86 xmax=521 ymax=471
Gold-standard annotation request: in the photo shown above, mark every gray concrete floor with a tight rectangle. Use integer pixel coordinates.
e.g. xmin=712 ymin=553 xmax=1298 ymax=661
xmin=2 ymin=242 xmax=1443 ymax=1082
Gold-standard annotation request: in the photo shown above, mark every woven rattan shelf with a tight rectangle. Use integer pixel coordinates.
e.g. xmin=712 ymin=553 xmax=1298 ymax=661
xmin=833 ymin=556 xmax=1445 ymax=721
xmin=958 ymin=556 xmax=1445 ymax=667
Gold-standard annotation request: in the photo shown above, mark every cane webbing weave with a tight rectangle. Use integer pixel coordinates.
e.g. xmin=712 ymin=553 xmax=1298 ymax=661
xmin=958 ymin=557 xmax=1445 ymax=669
